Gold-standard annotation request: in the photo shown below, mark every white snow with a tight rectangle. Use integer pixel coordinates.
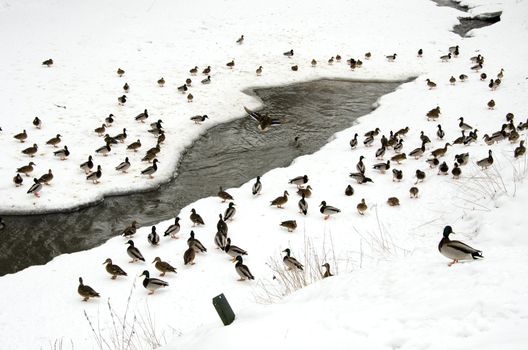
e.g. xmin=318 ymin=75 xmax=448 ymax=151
xmin=1 ymin=0 xmax=528 ymax=349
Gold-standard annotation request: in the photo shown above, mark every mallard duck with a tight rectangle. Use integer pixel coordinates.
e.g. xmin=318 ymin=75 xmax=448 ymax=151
xmin=426 ymin=79 xmax=436 ymax=89
xmin=321 ymin=263 xmax=333 ymax=278
xmin=438 ymin=161 xmax=449 ymax=175
xmin=271 ymin=191 xmax=289 ymax=208
xmin=117 ymin=95 xmax=127 ymax=105
xmin=139 ymin=270 xmax=168 ymax=294
xmin=477 ymin=150 xmax=493 ymax=169
xmin=158 ymin=133 xmax=166 ymax=144
xmin=190 ymin=208 xmax=205 ymax=226
xmin=387 ymin=197 xmax=400 ymax=206
xmin=458 ymin=117 xmax=473 ymax=131
xmin=104 ymin=134 xmax=118 ymax=145
xmin=415 ymin=169 xmax=426 ymax=183
xmin=94 ymin=124 xmax=106 ymax=136
xmin=187 ymin=230 xmax=207 ymax=252
xmin=95 ymin=142 xmax=111 ymax=156
xmin=451 ymin=163 xmax=461 ymax=179
xmin=22 ymin=143 xmax=38 ymax=157
xmin=349 ymin=133 xmax=358 ymax=149
xmin=33 ymin=117 xmax=42 ymax=129
xmin=409 ymin=186 xmax=419 ymax=198
xmin=164 ymin=217 xmax=181 ymax=238
xmin=283 ymin=49 xmax=294 ymax=57
xmin=17 ymin=162 xmax=35 ymax=176
xmin=115 ymin=157 xmax=131 ymax=173
xmin=345 ymin=184 xmax=354 ymax=196
xmin=53 ymin=145 xmax=69 ymax=160
xmin=244 ymin=106 xmax=282 ymax=131
xmin=298 ymin=193 xmax=308 ymax=215
xmin=218 ymin=186 xmax=233 ymax=202
xmin=152 ymin=257 xmax=176 ymax=276
xmin=426 ymin=106 xmax=441 ymax=121
xmin=145 ymin=143 xmax=161 ymax=156
xmin=291 ymin=65 xmax=298 ymax=71
xmin=508 ymin=129 xmax=519 ymax=143
xmin=191 ymin=115 xmax=209 ymax=124
xmin=148 ymin=226 xmax=160 ymax=246
xmin=252 ymin=176 xmax=262 ymax=195
xmin=46 ymin=134 xmax=62 ymax=147
xmin=280 ymin=220 xmax=297 ymax=232
xmin=13 ymin=129 xmax=27 ymax=142
xmin=417 ymin=48 xmax=423 ymax=57
xmin=86 ymin=165 xmax=102 ymax=184
xmin=459 ymin=74 xmax=468 ymax=81
xmin=283 ymin=248 xmax=303 ymax=270
xmin=225 ymin=60 xmax=235 ymax=69
xmin=157 ymin=77 xmax=165 ymax=87
xmin=202 ymin=66 xmax=211 ymax=75
xmin=126 ymin=240 xmax=145 ymax=263
xmin=375 ymin=145 xmax=386 ymax=160
xmin=349 ymin=172 xmax=374 ymax=184
xmin=234 ymin=255 xmax=254 ymax=281
xmin=487 ymin=99 xmax=495 ymax=110
xmin=177 ymin=84 xmax=188 ymax=93
xmin=134 ymin=109 xmax=148 ymax=123
xmin=78 ymin=277 xmax=100 ymax=301
xmin=373 ymin=160 xmax=390 ymax=173
xmin=297 ymin=185 xmax=312 ymax=198
xmin=311 ymin=59 xmax=317 ymax=67
xmin=438 ymin=226 xmax=483 ymax=266
xmin=464 ymin=129 xmax=478 ymax=146
xmin=328 ymin=56 xmax=334 ymax=65
xmin=436 ymin=125 xmax=445 ymax=140
xmin=453 ymin=131 xmax=466 ymax=145
xmin=224 ymin=238 xmax=247 ymax=260
xmin=514 ymin=141 xmax=526 ymax=158
xmin=357 ymin=198 xmax=368 ymax=215
xmin=38 ymin=169 xmax=53 ymax=185
xmin=393 ymin=139 xmax=404 ymax=153
xmin=13 ymin=173 xmax=23 ymax=187
xmin=479 ymin=72 xmax=487 ymax=80
xmin=141 ymin=159 xmax=159 ymax=178
xmin=440 ymin=53 xmax=451 ymax=62
xmin=201 ymin=75 xmax=211 ymax=84
xmin=363 ymin=135 xmax=374 ymax=147
xmin=455 ymin=152 xmax=469 ymax=166
xmin=42 ymin=58 xmax=53 ymax=67
xmin=224 ymin=202 xmax=236 ymax=221
xmin=103 ymin=258 xmax=127 ymax=279
xmin=365 ymin=52 xmax=372 ymax=60
xmin=256 ymin=66 xmax=263 ymax=76
xmin=122 ymin=220 xmax=138 ymax=237
xmin=114 ymin=128 xmax=127 ymax=143
xmin=431 ymin=143 xmax=451 ymax=158
xmin=320 ymin=201 xmax=340 ymax=220
xmin=27 ymin=178 xmax=42 ymax=197
xmin=117 ymin=68 xmax=125 ymax=76
xmin=409 ymin=142 xmax=426 ymax=159
xmin=471 ymin=63 xmax=483 ymax=72
xmin=391 ymin=153 xmax=406 ymax=164
xmin=289 ymin=175 xmax=308 ymax=188
xmin=123 ymin=82 xmax=129 ymax=92
xmin=186 ymin=78 xmax=192 ymax=86
xmin=449 ymin=76 xmax=456 ymax=85
xmin=395 ymin=126 xmax=410 ymax=138
xmin=214 ymin=230 xmax=227 ymax=250
xmin=183 ymin=246 xmax=196 ymax=265
xmin=426 ymin=157 xmax=439 ymax=168
xmin=392 ymin=168 xmax=403 ymax=182
xmin=386 ymin=53 xmax=397 ymax=62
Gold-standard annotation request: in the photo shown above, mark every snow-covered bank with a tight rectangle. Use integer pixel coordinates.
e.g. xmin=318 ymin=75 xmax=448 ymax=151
xmin=0 ymin=0 xmax=461 ymax=214
xmin=1 ymin=0 xmax=528 ymax=349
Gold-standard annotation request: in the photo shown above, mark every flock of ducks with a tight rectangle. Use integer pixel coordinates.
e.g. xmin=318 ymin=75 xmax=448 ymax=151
xmin=1 ymin=37 xmax=507 ymax=300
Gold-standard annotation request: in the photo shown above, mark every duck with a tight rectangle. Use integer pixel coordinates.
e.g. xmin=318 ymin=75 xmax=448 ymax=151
xmin=420 ymin=131 xmax=431 ymax=147
xmin=33 ymin=117 xmax=42 ymax=129
xmin=126 ymin=240 xmax=145 ymax=263
xmin=357 ymin=198 xmax=368 ymax=215
xmin=117 ymin=95 xmax=127 ymax=105
xmin=375 ymin=145 xmax=386 ymax=159
xmin=226 ymin=60 xmax=235 ymax=69
xmin=190 ymin=115 xmax=209 ymax=124
xmin=139 ymin=270 xmax=168 ymax=294
xmin=152 ymin=257 xmax=176 ymax=277
xmin=283 ymin=49 xmax=294 ymax=57
xmin=38 ymin=169 xmax=53 ymax=185
xmin=363 ymin=135 xmax=374 ymax=147
xmin=297 ymin=185 xmax=312 ymax=198
xmin=104 ymin=134 xmax=118 ymax=145
xmin=157 ymin=77 xmax=165 ymax=87
xmin=345 ymin=184 xmax=354 ymax=196
xmin=440 ymin=53 xmax=451 ymax=62
xmin=431 ymin=143 xmax=451 ymax=158
xmin=373 ymin=160 xmax=391 ymax=173
xmin=224 ymin=238 xmax=248 ymax=261
xmin=386 ymin=53 xmax=397 ymax=62
xmin=145 ymin=143 xmax=161 ymax=156
xmin=202 ymin=66 xmax=211 ymax=75
xmin=234 ymin=255 xmax=255 ymax=281
xmin=426 ymin=157 xmax=440 ymax=168
xmin=214 ymin=230 xmax=228 ymax=250
xmin=470 ymin=54 xmax=482 ymax=63
xmin=458 ymin=117 xmax=473 ymax=131
xmin=349 ymin=172 xmax=374 ymax=184
xmin=122 ymin=220 xmax=138 ymax=237
xmin=364 ymin=128 xmax=380 ymax=138
xmin=86 ymin=165 xmax=102 ymax=184
xmin=217 ymin=214 xmax=228 ymax=236
xmin=135 ymin=109 xmax=149 ymax=123
xmin=116 ymin=68 xmax=125 ymax=76
xmin=79 ymin=156 xmax=93 ymax=174
xmin=508 ymin=128 xmax=519 ymax=143
xmin=426 ymin=106 xmax=441 ymax=121
xmin=319 ymin=201 xmax=340 ymax=220
xmin=178 ymin=84 xmax=188 ymax=93
xmin=256 ymin=66 xmax=263 ymax=76
xmin=477 ymin=150 xmax=493 ymax=169
xmin=392 ymin=168 xmax=403 ymax=182
xmin=289 ymin=175 xmax=309 ymax=188
xmin=184 ymin=246 xmax=196 ymax=265
xmin=46 ymin=134 xmax=62 ymax=147
xmin=127 ymin=139 xmax=141 ymax=152
xmin=409 ymin=186 xmax=419 ymax=198
xmin=451 ymin=163 xmax=462 ymax=179
xmin=187 ymin=93 xmax=194 ymax=102
xmin=471 ymin=63 xmax=483 ymax=72
xmin=449 ymin=76 xmax=456 ymax=85
xmin=27 ymin=178 xmax=42 ymax=197
xmin=283 ymin=248 xmax=303 ymax=270
xmin=455 ymin=152 xmax=469 ymax=166
xmin=22 ymin=143 xmax=38 ymax=157
xmin=291 ymin=65 xmax=298 ymax=71
xmin=438 ymin=226 xmax=483 ymax=266
xmin=218 ymin=186 xmax=234 ymax=202
xmin=103 ymin=258 xmax=127 ymax=279
xmin=42 ymin=58 xmax=53 ymax=67
xmin=487 ymin=99 xmax=495 ymax=109
xmin=514 ymin=141 xmax=526 ymax=158
xmin=350 ymin=133 xmax=358 ymax=148
xmin=94 ymin=124 xmax=106 ymax=136
xmin=244 ymin=106 xmax=282 ymax=131
xmin=17 ymin=161 xmax=36 ymax=176
xmin=435 ymin=125 xmax=445 ymax=140
xmin=393 ymin=139 xmax=404 ymax=153
xmin=141 ymin=159 xmax=159 ymax=178
xmin=123 ymin=83 xmax=129 ymax=92
xmin=189 ymin=66 xmax=198 ymax=75
xmin=280 ymin=220 xmax=297 ymax=232
xmin=459 ymin=74 xmax=468 ymax=81
xmin=453 ymin=131 xmax=466 ymax=145
xmin=387 ymin=197 xmax=400 ymax=206
xmin=164 ymin=217 xmax=181 ymax=238
xmin=426 ymin=79 xmax=436 ymax=89
xmin=489 ymin=79 xmax=499 ymax=90
xmin=417 ymin=48 xmax=423 ymax=57
xmin=438 ymin=161 xmax=449 ymax=175
xmin=95 ymin=142 xmax=111 ymax=156
xmin=252 ymin=176 xmax=262 ymax=195
xmin=395 ymin=126 xmax=410 ymax=138
xmin=328 ymin=56 xmax=334 ymax=65
xmin=114 ymin=128 xmax=127 ymax=143
xmin=409 ymin=142 xmax=426 ymax=159
xmin=190 ymin=208 xmax=205 ymax=226
xmin=464 ymin=129 xmax=478 ymax=146
xmin=391 ymin=153 xmax=407 ymax=164
xmin=148 ymin=226 xmax=160 ymax=246
xmin=77 ymin=277 xmax=100 ymax=301
xmin=270 ymin=191 xmax=289 ymax=208
xmin=415 ymin=169 xmax=426 ymax=183
xmin=13 ymin=129 xmax=28 ymax=142
xmin=186 ymin=78 xmax=192 ymax=86
xmin=224 ymin=202 xmax=236 ymax=221
xmin=13 ymin=173 xmax=23 ymax=187
xmin=53 ymin=145 xmax=70 ymax=160
xmin=298 ymin=193 xmax=308 ymax=215
xmin=311 ymin=59 xmax=317 ymax=67
xmin=480 ymin=72 xmax=487 ymax=80
xmin=365 ymin=52 xmax=372 ymax=60
xmin=158 ymin=133 xmax=166 ymax=144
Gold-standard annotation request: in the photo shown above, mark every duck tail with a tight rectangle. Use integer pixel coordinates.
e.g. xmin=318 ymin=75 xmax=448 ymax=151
xmin=472 ymin=251 xmax=484 ymax=259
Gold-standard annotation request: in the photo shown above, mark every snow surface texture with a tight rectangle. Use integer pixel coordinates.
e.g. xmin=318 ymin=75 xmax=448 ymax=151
xmin=1 ymin=0 xmax=528 ymax=349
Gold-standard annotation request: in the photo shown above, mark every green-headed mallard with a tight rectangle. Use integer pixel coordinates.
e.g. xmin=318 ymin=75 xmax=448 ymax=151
xmin=270 ymin=191 xmax=289 ymax=208
xmin=86 ymin=165 xmax=102 ymax=184
xmin=126 ymin=240 xmax=145 ymax=263
xmin=187 ymin=230 xmax=207 ymax=253
xmin=350 ymin=133 xmax=358 ymax=149
xmin=127 ymin=139 xmax=141 ymax=152
xmin=280 ymin=220 xmax=297 ymax=232
xmin=476 ymin=150 xmax=493 ymax=169
xmin=53 ymin=145 xmax=69 ymax=160
xmin=452 ymin=163 xmax=462 ymax=179
xmin=373 ymin=160 xmax=390 ymax=173
xmin=214 ymin=230 xmax=227 ymax=250
xmin=103 ymin=258 xmax=127 ymax=279
xmin=164 ymin=217 xmax=180 ymax=238
xmin=78 ymin=277 xmax=100 ymax=301
xmin=115 ymin=157 xmax=131 ymax=173
xmin=298 ymin=193 xmax=308 ymax=215
xmin=224 ymin=202 xmax=236 ymax=221
xmin=252 ymin=176 xmax=262 ymax=195
xmin=455 ymin=153 xmax=469 ymax=166
xmin=487 ymin=99 xmax=495 ymax=110
xmin=217 ymin=214 xmax=228 ymax=236
xmin=438 ymin=226 xmax=483 ymax=266
xmin=33 ymin=116 xmax=42 ymax=129
xmin=349 ymin=172 xmax=374 ymax=184
xmin=392 ymin=168 xmax=403 ymax=182
xmin=438 ymin=161 xmax=449 ymax=175
xmin=319 ymin=201 xmax=340 ymax=220
xmin=234 ymin=255 xmax=254 ymax=281
xmin=256 ymin=66 xmax=262 ymax=76
xmin=141 ymin=159 xmax=159 ymax=178
xmin=152 ymin=257 xmax=176 ymax=276
xmin=415 ymin=169 xmax=426 ymax=183
xmin=224 ymin=238 xmax=247 ymax=260
xmin=148 ymin=226 xmax=160 ymax=246
xmin=80 ymin=156 xmax=93 ymax=174
xmin=27 ymin=178 xmax=42 ymax=197
xmin=514 ymin=141 xmax=526 ymax=158
xmin=283 ymin=248 xmax=303 ymax=270
xmin=289 ymin=175 xmax=309 ymax=189
xmin=139 ymin=270 xmax=168 ymax=294
xmin=42 ymin=58 xmax=53 ymax=67
xmin=157 ymin=77 xmax=165 ymax=87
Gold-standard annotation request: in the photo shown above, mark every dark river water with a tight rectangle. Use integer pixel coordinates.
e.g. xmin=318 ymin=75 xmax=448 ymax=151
xmin=0 ymin=79 xmax=402 ymax=275
xmin=432 ymin=0 xmax=501 ymax=37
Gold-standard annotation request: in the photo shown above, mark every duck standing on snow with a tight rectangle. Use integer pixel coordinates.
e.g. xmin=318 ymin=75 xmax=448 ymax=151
xmin=298 ymin=193 xmax=308 ymax=215
xmin=283 ymin=248 xmax=303 ymax=270
xmin=184 ymin=246 xmax=196 ymax=265
xmin=234 ymin=255 xmax=254 ymax=281
xmin=190 ymin=208 xmax=205 ymax=226
xmin=322 ymin=263 xmax=333 ymax=278
xmin=191 ymin=115 xmax=209 ymax=124
xmin=126 ymin=240 xmax=145 ymax=263
xmin=53 ymin=145 xmax=70 ymax=160
xmin=152 ymin=257 xmax=177 ymax=276
xmin=141 ymin=159 xmax=159 ymax=178
xmin=117 ymin=95 xmax=127 ymax=105
xmin=280 ymin=220 xmax=297 ymax=232
xmin=115 ymin=157 xmax=131 ymax=173
xmin=42 ymin=58 xmax=53 ymax=67
xmin=270 ymin=191 xmax=289 ymax=208
xmin=148 ymin=226 xmax=160 ymax=246
xmin=297 ymin=185 xmax=312 ymax=198
xmin=217 ymin=214 xmax=228 ymax=236
xmin=252 ymin=176 xmax=262 ymax=195
xmin=357 ymin=198 xmax=368 ymax=215
xmin=224 ymin=202 xmax=236 ymax=221
xmin=95 ymin=142 xmax=111 ymax=156
xmin=135 ymin=109 xmax=149 ymax=123
xmin=139 ymin=270 xmax=169 ymax=295
xmin=13 ymin=129 xmax=28 ymax=142
xmin=122 ymin=220 xmax=138 ymax=237
xmin=13 ymin=173 xmax=23 ymax=187
xmin=319 ymin=201 xmax=340 ymax=220
xmin=515 ymin=141 xmax=526 ymax=158
xmin=38 ymin=169 xmax=53 ymax=185
xmin=476 ymin=150 xmax=493 ymax=169
xmin=27 ymin=178 xmax=42 ymax=197
xmin=438 ymin=226 xmax=483 ymax=267
xmin=33 ymin=117 xmax=42 ymax=129
xmin=77 ymin=277 xmax=100 ymax=301
xmin=215 ymin=230 xmax=228 ymax=250
xmin=80 ymin=156 xmax=93 ymax=174
xmin=86 ymin=165 xmax=102 ymax=184
xmin=218 ymin=186 xmax=233 ymax=202
xmin=103 ymin=258 xmax=127 ymax=279
xmin=224 ymin=237 xmax=247 ymax=260
xmin=164 ymin=217 xmax=180 ymax=238
xmin=46 ymin=134 xmax=62 ymax=147
xmin=22 ymin=143 xmax=38 ymax=157
xmin=187 ymin=230 xmax=207 ymax=253
xmin=283 ymin=49 xmax=294 ymax=57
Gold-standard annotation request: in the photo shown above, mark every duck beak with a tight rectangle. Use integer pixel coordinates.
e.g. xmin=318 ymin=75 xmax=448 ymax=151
xmin=151 ymin=259 xmax=156 ymax=263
